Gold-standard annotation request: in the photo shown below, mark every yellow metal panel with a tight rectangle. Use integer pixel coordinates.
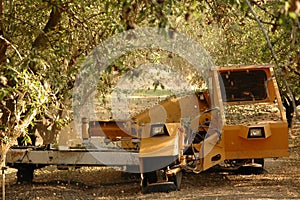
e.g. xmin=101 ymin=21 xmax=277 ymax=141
xmin=139 ymin=135 xmax=179 ymax=158
xmin=217 ymin=64 xmax=274 ymax=71
xmin=133 ymin=95 xmax=205 ymax=125
xmin=223 ymin=122 xmax=288 ymax=159
xmin=202 ymin=134 xmax=225 ymax=171
xmin=270 ymin=67 xmax=287 ymax=121
xmin=165 ymin=123 xmax=181 ymax=137
xmin=238 ymin=124 xmax=272 ymax=139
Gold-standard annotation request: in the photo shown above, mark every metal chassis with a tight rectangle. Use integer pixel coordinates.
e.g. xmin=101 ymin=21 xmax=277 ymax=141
xmin=6 ymin=146 xmax=140 ymax=169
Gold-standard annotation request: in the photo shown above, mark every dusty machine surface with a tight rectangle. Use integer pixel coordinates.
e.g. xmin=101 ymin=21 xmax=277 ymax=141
xmin=6 ymin=64 xmax=288 ymax=193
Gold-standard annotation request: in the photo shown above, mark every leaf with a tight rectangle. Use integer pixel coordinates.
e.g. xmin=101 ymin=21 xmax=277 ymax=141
xmin=289 ymin=12 xmax=297 ymax=19
xmin=0 ymin=76 xmax=8 ymax=85
xmin=153 ymin=80 xmax=159 ymax=91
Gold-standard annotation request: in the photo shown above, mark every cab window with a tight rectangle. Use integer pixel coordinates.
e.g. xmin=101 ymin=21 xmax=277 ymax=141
xmin=219 ymin=70 xmax=267 ymax=102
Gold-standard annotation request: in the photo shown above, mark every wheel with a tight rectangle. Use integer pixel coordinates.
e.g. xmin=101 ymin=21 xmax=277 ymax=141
xmin=168 ymin=171 xmax=183 ymax=190
xmin=238 ymin=159 xmax=265 ymax=175
xmin=16 ymin=164 xmax=35 ymax=183
xmin=141 ymin=171 xmax=157 ymax=190
xmin=141 ymin=170 xmax=179 ymax=193
xmin=254 ymin=158 xmax=264 ymax=168
xmin=251 ymin=158 xmax=265 ymax=174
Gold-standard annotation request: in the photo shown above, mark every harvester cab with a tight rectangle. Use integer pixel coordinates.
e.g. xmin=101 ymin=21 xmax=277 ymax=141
xmin=127 ymin=64 xmax=288 ymax=192
xmin=217 ymin=65 xmax=288 ymax=170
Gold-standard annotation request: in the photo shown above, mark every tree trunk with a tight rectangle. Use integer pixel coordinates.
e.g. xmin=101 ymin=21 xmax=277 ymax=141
xmin=283 ymin=96 xmax=295 ymax=127
xmin=0 ymin=0 xmax=8 ymax=65
xmin=32 ymin=6 xmax=62 ymax=51
xmin=0 ymin=143 xmax=11 ymax=168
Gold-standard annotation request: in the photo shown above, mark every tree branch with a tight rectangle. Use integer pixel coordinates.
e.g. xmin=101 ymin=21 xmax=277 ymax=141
xmin=0 ymin=36 xmax=23 ymax=60
xmin=0 ymin=31 xmax=7 ymax=64
xmin=0 ymin=0 xmax=7 ymax=65
xmin=32 ymin=6 xmax=62 ymax=50
xmin=245 ymin=0 xmax=299 ymax=120
xmin=43 ymin=0 xmax=87 ymax=28
xmin=287 ymin=64 xmax=300 ymax=77
xmin=251 ymin=0 xmax=276 ymax=18
xmin=245 ymin=0 xmax=279 ymax=65
xmin=246 ymin=14 xmax=277 ymax=26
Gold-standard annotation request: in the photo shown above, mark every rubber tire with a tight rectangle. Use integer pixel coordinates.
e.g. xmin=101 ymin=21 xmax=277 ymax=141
xmin=239 ymin=159 xmax=265 ymax=175
xmin=141 ymin=171 xmax=158 ymax=189
xmin=17 ymin=164 xmax=35 ymax=183
xmin=168 ymin=171 xmax=183 ymax=190
xmin=254 ymin=158 xmax=264 ymax=168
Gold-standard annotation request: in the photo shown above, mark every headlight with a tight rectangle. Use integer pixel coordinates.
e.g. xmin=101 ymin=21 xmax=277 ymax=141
xmin=151 ymin=124 xmax=168 ymax=136
xmin=248 ymin=127 xmax=265 ymax=138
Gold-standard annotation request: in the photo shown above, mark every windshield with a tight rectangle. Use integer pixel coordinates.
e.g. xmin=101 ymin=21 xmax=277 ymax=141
xmin=220 ymin=70 xmax=267 ymax=102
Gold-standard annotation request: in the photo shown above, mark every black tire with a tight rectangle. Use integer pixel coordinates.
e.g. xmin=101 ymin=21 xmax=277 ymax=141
xmin=238 ymin=159 xmax=265 ymax=175
xmin=254 ymin=158 xmax=264 ymax=168
xmin=141 ymin=171 xmax=157 ymax=189
xmin=146 ymin=171 xmax=158 ymax=184
xmin=16 ymin=164 xmax=35 ymax=183
xmin=168 ymin=171 xmax=183 ymax=190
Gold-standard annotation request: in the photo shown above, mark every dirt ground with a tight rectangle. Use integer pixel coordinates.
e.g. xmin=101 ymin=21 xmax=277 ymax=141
xmin=1 ymin=126 xmax=300 ymax=200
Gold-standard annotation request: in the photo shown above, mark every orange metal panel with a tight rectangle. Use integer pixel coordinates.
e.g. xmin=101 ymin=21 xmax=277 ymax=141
xmin=139 ymin=135 xmax=179 ymax=157
xmin=223 ymin=122 xmax=289 ymax=159
xmin=89 ymin=121 xmax=133 ymax=138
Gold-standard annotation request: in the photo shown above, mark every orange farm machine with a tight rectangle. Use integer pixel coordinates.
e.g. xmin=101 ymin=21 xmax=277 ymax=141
xmin=6 ymin=65 xmax=288 ymax=192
